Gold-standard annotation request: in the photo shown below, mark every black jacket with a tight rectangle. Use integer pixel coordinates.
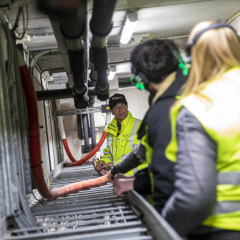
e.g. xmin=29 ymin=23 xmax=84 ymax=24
xmin=111 ymin=68 xmax=187 ymax=213
xmin=138 ymin=68 xmax=187 ymax=213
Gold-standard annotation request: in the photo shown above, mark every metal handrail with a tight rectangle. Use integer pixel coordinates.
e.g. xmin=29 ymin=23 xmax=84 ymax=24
xmin=127 ymin=191 xmax=182 ymax=240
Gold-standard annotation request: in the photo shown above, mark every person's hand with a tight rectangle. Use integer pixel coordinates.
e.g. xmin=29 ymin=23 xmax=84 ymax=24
xmin=95 ymin=161 xmax=107 ymax=172
xmin=107 ymin=170 xmax=114 ymax=182
xmin=113 ymin=174 xmax=135 ymax=197
xmin=105 ymin=162 xmax=114 ymax=168
xmin=100 ymin=169 xmax=109 ymax=176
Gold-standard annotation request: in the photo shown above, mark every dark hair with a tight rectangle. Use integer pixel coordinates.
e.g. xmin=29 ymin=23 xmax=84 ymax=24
xmin=130 ymin=39 xmax=179 ymax=83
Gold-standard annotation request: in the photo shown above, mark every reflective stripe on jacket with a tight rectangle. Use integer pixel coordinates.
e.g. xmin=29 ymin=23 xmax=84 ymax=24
xmin=101 ymin=111 xmax=148 ymax=175
xmin=166 ymin=67 xmax=240 ymax=231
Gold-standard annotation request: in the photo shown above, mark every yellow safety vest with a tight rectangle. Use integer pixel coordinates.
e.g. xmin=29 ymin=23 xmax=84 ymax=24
xmin=166 ymin=67 xmax=240 ymax=231
xmin=101 ymin=111 xmax=148 ymax=176
xmin=141 ymin=129 xmax=154 ymax=205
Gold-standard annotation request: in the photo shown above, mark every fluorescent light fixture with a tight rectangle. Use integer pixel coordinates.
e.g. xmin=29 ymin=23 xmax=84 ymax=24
xmin=45 ymin=76 xmax=53 ymax=82
xmin=108 ymin=66 xmax=117 ymax=80
xmin=120 ymin=12 xmax=138 ymax=44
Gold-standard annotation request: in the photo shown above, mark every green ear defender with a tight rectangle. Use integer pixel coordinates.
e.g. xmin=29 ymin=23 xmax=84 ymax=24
xmin=130 ymin=65 xmax=149 ymax=90
xmin=130 ymin=75 xmax=145 ymax=90
xmin=172 ymin=50 xmax=189 ymax=76
xmin=178 ymin=56 xmax=189 ymax=76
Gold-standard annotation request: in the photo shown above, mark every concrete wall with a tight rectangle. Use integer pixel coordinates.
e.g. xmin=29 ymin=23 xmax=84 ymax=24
xmin=33 ymin=69 xmax=60 ymax=175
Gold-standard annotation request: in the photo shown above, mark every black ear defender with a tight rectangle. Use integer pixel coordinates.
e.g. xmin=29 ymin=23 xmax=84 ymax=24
xmin=185 ymin=22 xmax=238 ymax=57
xmin=130 ymin=65 xmax=149 ymax=90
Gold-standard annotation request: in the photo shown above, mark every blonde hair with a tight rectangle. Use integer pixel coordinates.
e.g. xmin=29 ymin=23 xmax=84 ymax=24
xmin=181 ymin=20 xmax=240 ymax=98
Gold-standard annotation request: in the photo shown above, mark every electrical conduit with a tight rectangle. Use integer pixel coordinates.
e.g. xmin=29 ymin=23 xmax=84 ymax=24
xmin=55 ymin=100 xmax=107 ymax=164
xmin=66 ymin=131 xmax=107 ymax=167
xmin=66 ymin=107 xmax=111 ymax=167
xmin=55 ymin=99 xmax=77 ymax=162
xmin=18 ymin=50 xmax=108 ymax=200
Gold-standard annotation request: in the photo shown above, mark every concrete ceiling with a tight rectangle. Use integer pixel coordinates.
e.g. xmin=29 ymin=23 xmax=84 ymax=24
xmin=4 ymin=0 xmax=240 ymax=82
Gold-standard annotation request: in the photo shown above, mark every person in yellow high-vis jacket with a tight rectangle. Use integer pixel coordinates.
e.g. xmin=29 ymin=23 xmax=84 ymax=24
xmin=95 ymin=93 xmax=148 ymax=175
xmin=162 ymin=21 xmax=240 ymax=240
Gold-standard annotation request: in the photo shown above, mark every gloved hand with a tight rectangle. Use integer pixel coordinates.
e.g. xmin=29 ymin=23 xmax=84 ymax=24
xmin=113 ymin=174 xmax=135 ymax=197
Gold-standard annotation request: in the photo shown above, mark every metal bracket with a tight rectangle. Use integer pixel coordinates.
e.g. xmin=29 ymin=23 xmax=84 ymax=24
xmin=52 ymin=107 xmax=102 ymax=117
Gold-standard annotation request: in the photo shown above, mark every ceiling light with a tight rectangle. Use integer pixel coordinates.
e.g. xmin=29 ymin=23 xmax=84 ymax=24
xmin=120 ymin=12 xmax=138 ymax=45
xmin=45 ymin=76 xmax=53 ymax=82
xmin=108 ymin=66 xmax=117 ymax=80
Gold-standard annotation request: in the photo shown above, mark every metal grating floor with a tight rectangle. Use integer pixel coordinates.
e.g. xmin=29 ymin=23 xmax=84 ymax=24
xmin=9 ymin=164 xmax=155 ymax=240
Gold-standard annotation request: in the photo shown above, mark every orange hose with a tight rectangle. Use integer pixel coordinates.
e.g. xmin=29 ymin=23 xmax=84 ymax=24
xmin=62 ymin=138 xmax=77 ymax=162
xmin=50 ymin=175 xmax=108 ymax=199
xmin=66 ymin=131 xmax=108 ymax=167
xmin=18 ymin=50 xmax=109 ymax=201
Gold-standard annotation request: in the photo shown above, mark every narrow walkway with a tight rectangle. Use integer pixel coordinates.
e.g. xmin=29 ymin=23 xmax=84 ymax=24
xmin=10 ymin=163 xmax=154 ymax=240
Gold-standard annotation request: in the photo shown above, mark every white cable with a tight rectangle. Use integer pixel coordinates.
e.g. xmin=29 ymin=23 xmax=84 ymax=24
xmin=55 ymin=100 xmax=66 ymax=139
xmin=105 ymin=112 xmax=112 ymax=131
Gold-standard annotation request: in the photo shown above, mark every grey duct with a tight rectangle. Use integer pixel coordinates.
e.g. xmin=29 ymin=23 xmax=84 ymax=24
xmin=77 ymin=115 xmax=83 ymax=140
xmin=89 ymin=113 xmax=96 ymax=148
xmin=82 ymin=114 xmax=90 ymax=152
xmin=78 ymin=113 xmax=96 ymax=152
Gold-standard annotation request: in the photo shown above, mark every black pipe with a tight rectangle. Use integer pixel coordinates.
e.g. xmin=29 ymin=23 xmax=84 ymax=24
xmin=83 ymin=0 xmax=89 ymax=84
xmin=82 ymin=114 xmax=90 ymax=152
xmin=36 ymin=88 xmax=73 ymax=101
xmin=90 ymin=113 xmax=96 ymax=148
xmin=68 ymin=49 xmax=86 ymax=95
xmin=36 ymin=87 xmax=96 ymax=101
xmin=96 ymin=70 xmax=108 ymax=91
xmin=39 ymin=1 xmax=86 ymax=97
xmin=109 ymin=59 xmax=130 ymax=65
xmin=59 ymin=4 xmax=86 ymax=96
xmin=91 ymin=47 xmax=109 ymax=92
xmin=90 ymin=0 xmax=117 ymax=37
xmin=77 ymin=115 xmax=83 ymax=140
xmin=60 ymin=8 xmax=85 ymax=39
xmin=88 ymin=87 xmax=96 ymax=97
xmin=89 ymin=97 xmax=95 ymax=106
xmin=90 ymin=0 xmax=117 ymax=101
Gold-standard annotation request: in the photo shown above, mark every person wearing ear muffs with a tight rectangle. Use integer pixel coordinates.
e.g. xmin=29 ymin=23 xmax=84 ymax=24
xmin=108 ymin=39 xmax=188 ymax=213
xmin=162 ymin=21 xmax=240 ymax=240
